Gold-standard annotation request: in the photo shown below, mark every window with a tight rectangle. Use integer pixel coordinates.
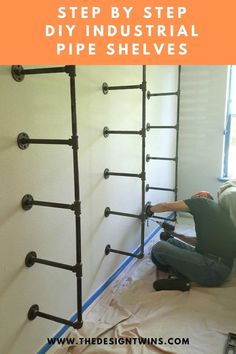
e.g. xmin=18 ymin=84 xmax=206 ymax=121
xmin=223 ymin=66 xmax=236 ymax=178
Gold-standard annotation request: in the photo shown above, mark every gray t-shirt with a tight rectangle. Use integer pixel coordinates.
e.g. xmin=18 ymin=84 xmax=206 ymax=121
xmin=184 ymin=198 xmax=236 ymax=263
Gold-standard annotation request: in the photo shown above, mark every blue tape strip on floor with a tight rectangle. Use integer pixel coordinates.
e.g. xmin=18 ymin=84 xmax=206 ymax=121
xmin=37 ymin=223 xmax=162 ymax=354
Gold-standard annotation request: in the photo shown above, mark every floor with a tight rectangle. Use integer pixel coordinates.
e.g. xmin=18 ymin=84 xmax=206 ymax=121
xmin=53 ymin=217 xmax=236 ymax=354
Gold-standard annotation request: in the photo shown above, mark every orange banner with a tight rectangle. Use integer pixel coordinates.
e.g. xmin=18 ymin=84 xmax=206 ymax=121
xmin=0 ymin=0 xmax=235 ymax=64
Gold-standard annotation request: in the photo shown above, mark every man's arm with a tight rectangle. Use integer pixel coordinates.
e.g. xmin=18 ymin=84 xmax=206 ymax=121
xmin=150 ymin=200 xmax=189 ymax=214
xmin=172 ymin=232 xmax=197 ymax=246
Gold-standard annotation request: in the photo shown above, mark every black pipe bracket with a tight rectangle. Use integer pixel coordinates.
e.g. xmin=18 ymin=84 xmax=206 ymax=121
xmin=17 ymin=132 xmax=29 ymax=150
xmin=104 ymin=168 xmax=110 ymax=179
xmin=11 ymin=65 xmax=25 ymax=82
xmin=146 ymin=154 xmax=151 ymax=162
xmin=105 ymin=244 xmax=111 ymax=255
xmin=102 ymin=83 xmax=109 ymax=95
xmin=22 ymin=194 xmax=34 ymax=210
xmin=25 ymin=251 xmax=37 ymax=267
xmin=104 ymin=207 xmax=111 ymax=217
xmin=103 ymin=127 xmax=109 ymax=138
xmin=28 ymin=304 xmax=39 ymax=321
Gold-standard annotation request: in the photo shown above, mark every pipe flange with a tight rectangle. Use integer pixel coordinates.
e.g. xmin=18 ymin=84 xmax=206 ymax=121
xmin=146 ymin=154 xmax=150 ymax=162
xmin=25 ymin=251 xmax=37 ymax=267
xmin=104 ymin=207 xmax=110 ymax=217
xmin=22 ymin=194 xmax=34 ymax=210
xmin=104 ymin=168 xmax=110 ymax=179
xmin=102 ymin=82 xmax=109 ymax=95
xmin=17 ymin=132 xmax=29 ymax=150
xmin=146 ymin=123 xmax=151 ymax=131
xmin=103 ymin=127 xmax=109 ymax=138
xmin=28 ymin=304 xmax=39 ymax=321
xmin=11 ymin=65 xmax=25 ymax=82
xmin=145 ymin=184 xmax=150 ymax=192
xmin=147 ymin=91 xmax=151 ymax=100
xmin=105 ymin=244 xmax=111 ymax=255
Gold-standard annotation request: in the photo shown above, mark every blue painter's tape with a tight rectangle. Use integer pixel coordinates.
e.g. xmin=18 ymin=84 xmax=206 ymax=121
xmin=37 ymin=222 xmax=163 ymax=354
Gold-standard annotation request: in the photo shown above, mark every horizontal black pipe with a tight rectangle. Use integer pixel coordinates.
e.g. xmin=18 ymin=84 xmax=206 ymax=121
xmin=109 ymin=210 xmax=141 ymax=219
xmin=104 ymin=168 xmax=141 ymax=179
xmin=28 ymin=304 xmax=82 ymax=328
xmin=105 ymin=244 xmax=140 ymax=258
xmin=103 ymin=82 xmax=143 ymax=94
xmin=21 ymin=66 xmax=68 ymax=75
xmin=17 ymin=133 xmax=73 ymax=150
xmin=33 ymin=200 xmax=73 ymax=210
xmin=25 ymin=251 xmax=76 ymax=272
xmin=104 ymin=207 xmax=141 ymax=219
xmin=38 ymin=311 xmax=77 ymax=327
xmin=34 ymin=258 xmax=74 ymax=272
xmin=146 ymin=184 xmax=176 ymax=192
xmin=103 ymin=127 xmax=142 ymax=137
xmin=22 ymin=194 xmax=74 ymax=211
xmin=147 ymin=90 xmax=178 ymax=99
xmin=28 ymin=138 xmax=72 ymax=145
xmin=146 ymin=154 xmax=176 ymax=162
xmin=25 ymin=138 xmax=72 ymax=145
xmin=109 ymin=85 xmax=142 ymax=90
xmin=106 ymin=130 xmax=141 ymax=135
xmin=146 ymin=123 xmax=177 ymax=131
xmin=12 ymin=66 xmax=75 ymax=82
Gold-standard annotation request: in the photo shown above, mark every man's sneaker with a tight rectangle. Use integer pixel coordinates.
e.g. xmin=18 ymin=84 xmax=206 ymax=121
xmin=153 ymin=278 xmax=191 ymax=292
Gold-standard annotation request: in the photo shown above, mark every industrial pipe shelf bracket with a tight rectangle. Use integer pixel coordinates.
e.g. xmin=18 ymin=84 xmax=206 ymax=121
xmin=25 ymin=251 xmax=79 ymax=273
xmin=104 ymin=168 xmax=142 ymax=179
xmin=103 ymin=126 xmax=142 ymax=138
xmin=21 ymin=194 xmax=74 ymax=212
xmin=11 ymin=65 xmax=75 ymax=82
xmin=146 ymin=66 xmax=181 ymax=228
xmin=104 ymin=207 xmax=141 ymax=220
xmin=102 ymin=82 xmax=143 ymax=95
xmin=17 ymin=132 xmax=73 ymax=150
xmin=104 ymin=244 xmax=143 ymax=259
xmin=27 ymin=304 xmax=82 ymax=329
xmin=102 ymin=66 xmax=147 ymax=260
xmin=14 ymin=65 xmax=83 ymax=329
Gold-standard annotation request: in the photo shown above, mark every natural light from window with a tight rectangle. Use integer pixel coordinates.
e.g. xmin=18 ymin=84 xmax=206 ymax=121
xmin=223 ymin=66 xmax=236 ymax=178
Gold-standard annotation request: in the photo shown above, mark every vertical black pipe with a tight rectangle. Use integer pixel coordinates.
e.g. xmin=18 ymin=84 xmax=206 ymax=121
xmin=140 ymin=66 xmax=147 ymax=258
xmin=175 ymin=66 xmax=181 ymax=203
xmin=69 ymin=67 xmax=82 ymax=326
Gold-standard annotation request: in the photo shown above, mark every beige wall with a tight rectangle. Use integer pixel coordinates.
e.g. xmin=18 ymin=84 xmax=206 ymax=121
xmin=0 ymin=65 xmax=177 ymax=354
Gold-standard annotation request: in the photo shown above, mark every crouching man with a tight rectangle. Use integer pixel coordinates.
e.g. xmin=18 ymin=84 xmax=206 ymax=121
xmin=146 ymin=191 xmax=236 ymax=288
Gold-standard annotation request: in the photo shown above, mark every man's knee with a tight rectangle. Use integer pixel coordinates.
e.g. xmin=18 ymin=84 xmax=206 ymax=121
xmin=152 ymin=240 xmax=169 ymax=256
xmin=151 ymin=241 xmax=171 ymax=271
xmin=151 ymin=241 xmax=170 ymax=263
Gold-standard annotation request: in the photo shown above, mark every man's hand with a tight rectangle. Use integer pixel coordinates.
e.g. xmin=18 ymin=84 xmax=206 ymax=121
xmin=145 ymin=203 xmax=154 ymax=218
